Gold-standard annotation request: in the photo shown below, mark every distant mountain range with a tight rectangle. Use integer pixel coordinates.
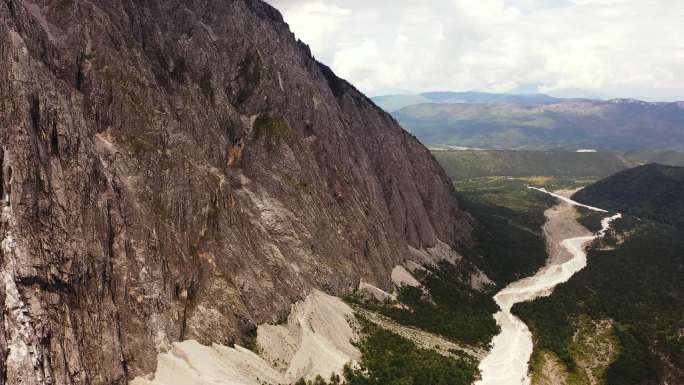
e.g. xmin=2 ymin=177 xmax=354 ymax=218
xmin=372 ymin=92 xmax=684 ymax=151
xmin=372 ymin=91 xmax=566 ymax=112
xmin=624 ymin=149 xmax=684 ymax=167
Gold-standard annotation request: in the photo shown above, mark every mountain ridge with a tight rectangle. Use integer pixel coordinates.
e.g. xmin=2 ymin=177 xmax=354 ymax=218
xmin=372 ymin=91 xmax=570 ymax=112
xmin=0 ymin=0 xmax=473 ymax=383
xmin=372 ymin=91 xmax=683 ymax=113
xmin=390 ymin=99 xmax=684 ymax=151
xmin=573 ymin=163 xmax=684 ymax=227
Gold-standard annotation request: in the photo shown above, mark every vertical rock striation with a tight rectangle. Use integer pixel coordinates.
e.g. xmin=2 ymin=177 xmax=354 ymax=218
xmin=0 ymin=0 xmax=472 ymax=383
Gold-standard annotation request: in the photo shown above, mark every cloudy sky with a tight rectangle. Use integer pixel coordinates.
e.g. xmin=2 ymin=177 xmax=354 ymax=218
xmin=268 ymin=0 xmax=684 ymax=101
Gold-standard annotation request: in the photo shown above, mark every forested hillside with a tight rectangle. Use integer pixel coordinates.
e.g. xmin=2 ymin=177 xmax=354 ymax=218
xmin=573 ymin=164 xmax=684 ymax=227
xmin=433 ymin=150 xmax=631 ymax=181
xmin=515 ymin=168 xmax=684 ymax=385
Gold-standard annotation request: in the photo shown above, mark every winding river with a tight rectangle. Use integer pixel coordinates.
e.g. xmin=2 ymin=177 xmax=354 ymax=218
xmin=475 ymin=188 xmax=621 ymax=385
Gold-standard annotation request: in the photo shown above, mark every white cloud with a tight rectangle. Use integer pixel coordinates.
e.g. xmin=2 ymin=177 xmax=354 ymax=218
xmin=267 ymin=0 xmax=684 ymax=101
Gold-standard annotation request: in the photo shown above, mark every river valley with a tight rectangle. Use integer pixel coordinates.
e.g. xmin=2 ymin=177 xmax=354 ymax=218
xmin=476 ymin=189 xmax=622 ymax=385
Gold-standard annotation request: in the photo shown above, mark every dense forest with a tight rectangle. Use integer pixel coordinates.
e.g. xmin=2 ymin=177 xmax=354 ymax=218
xmin=573 ymin=164 xmax=684 ymax=227
xmin=343 ymin=319 xmax=480 ymax=385
xmin=515 ymin=205 xmax=684 ymax=383
xmin=346 ymin=261 xmax=499 ymax=348
xmin=294 ymin=318 xmax=480 ymax=385
xmin=455 ymin=177 xmax=557 ymax=285
xmin=433 ymin=150 xmax=630 ymax=181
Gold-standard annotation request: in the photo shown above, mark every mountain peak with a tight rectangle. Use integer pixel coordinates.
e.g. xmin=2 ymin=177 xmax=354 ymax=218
xmin=0 ymin=0 xmax=472 ymax=383
xmin=608 ymin=98 xmax=653 ymax=105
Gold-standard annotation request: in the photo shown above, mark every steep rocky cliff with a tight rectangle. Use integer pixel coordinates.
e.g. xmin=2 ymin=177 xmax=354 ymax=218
xmin=0 ymin=0 xmax=472 ymax=383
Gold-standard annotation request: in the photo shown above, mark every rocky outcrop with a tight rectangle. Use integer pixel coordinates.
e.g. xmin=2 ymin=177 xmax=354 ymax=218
xmin=0 ymin=0 xmax=472 ymax=384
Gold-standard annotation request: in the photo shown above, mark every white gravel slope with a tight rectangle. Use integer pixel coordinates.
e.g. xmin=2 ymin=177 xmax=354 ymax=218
xmin=131 ymin=290 xmax=360 ymax=385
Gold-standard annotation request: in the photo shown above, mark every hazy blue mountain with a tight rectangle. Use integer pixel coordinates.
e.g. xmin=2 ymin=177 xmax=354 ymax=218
xmin=392 ymin=99 xmax=684 ymax=151
xmin=623 ymin=149 xmax=684 ymax=167
xmin=372 ymin=91 xmax=564 ymax=112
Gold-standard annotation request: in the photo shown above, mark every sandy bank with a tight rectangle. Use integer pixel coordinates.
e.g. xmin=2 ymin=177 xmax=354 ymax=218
xmin=543 ymin=203 xmax=592 ymax=264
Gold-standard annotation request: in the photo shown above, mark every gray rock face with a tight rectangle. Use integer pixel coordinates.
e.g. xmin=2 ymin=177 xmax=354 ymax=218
xmin=0 ymin=0 xmax=472 ymax=383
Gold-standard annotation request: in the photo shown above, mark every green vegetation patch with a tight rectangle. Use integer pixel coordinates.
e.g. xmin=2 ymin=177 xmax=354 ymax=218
xmin=514 ymin=217 xmax=684 ymax=385
xmin=575 ymin=208 xmax=607 ymax=233
xmin=347 ymin=262 xmax=499 ymax=347
xmin=529 ymin=351 xmax=571 ymax=385
xmin=121 ymin=131 xmax=160 ymax=158
xmin=433 ymin=150 xmax=630 ymax=182
xmin=455 ymin=177 xmax=556 ymax=285
xmin=283 ymin=174 xmax=312 ymax=194
xmin=569 ymin=316 xmax=620 ymax=384
xmin=253 ymin=115 xmax=294 ymax=150
xmin=200 ymin=68 xmax=215 ymax=104
xmin=234 ymin=50 xmax=263 ymax=105
xmin=297 ymin=318 xmax=480 ymax=385
xmin=344 ymin=320 xmax=480 ymax=385
xmin=242 ymin=327 xmax=262 ymax=355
